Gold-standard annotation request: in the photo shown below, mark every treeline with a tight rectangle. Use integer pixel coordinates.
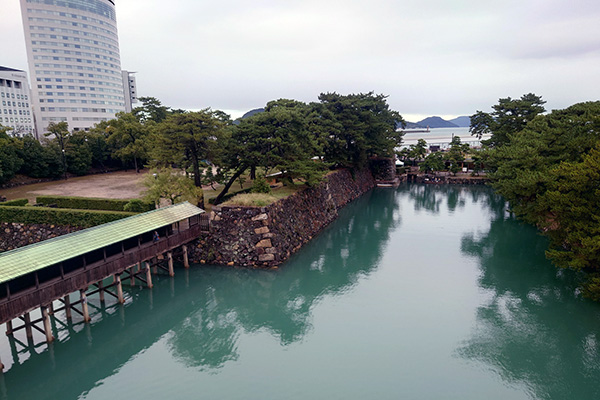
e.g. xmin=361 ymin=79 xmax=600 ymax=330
xmin=0 ymin=93 xmax=404 ymax=203
xmin=470 ymin=94 xmax=600 ymax=299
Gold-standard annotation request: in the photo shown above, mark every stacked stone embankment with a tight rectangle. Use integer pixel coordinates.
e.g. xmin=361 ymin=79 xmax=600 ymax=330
xmin=0 ymin=222 xmax=81 ymax=252
xmin=191 ymin=168 xmax=376 ymax=268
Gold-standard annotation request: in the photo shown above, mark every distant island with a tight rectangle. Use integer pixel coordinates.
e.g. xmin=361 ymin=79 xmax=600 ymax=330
xmin=236 ymin=108 xmax=471 ymax=130
xmin=404 ymin=115 xmax=471 ymax=129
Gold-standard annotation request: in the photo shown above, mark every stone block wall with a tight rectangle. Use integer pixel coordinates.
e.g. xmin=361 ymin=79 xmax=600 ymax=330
xmin=0 ymin=223 xmax=81 ymax=252
xmin=369 ymin=158 xmax=396 ymax=182
xmin=191 ymin=168 xmax=376 ymax=268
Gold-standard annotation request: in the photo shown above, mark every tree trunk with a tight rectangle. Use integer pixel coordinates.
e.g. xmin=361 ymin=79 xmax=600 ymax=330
xmin=134 ymin=156 xmax=139 ymax=173
xmin=214 ymin=166 xmax=247 ymax=205
xmin=190 ymin=146 xmax=202 ymax=187
xmin=250 ymin=166 xmax=256 ymax=180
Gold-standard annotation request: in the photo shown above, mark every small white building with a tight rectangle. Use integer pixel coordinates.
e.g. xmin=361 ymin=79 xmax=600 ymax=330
xmin=0 ymin=66 xmax=35 ymax=137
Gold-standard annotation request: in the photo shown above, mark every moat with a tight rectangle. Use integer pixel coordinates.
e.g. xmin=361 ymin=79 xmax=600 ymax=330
xmin=1 ymin=184 xmax=599 ymax=400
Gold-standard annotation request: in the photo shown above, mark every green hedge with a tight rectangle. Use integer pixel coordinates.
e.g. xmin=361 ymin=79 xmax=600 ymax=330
xmin=0 ymin=198 xmax=29 ymax=207
xmin=0 ymin=206 xmax=136 ymax=228
xmin=35 ymin=195 xmax=155 ymax=212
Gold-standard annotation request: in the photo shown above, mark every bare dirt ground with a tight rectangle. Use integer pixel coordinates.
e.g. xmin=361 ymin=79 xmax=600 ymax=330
xmin=1 ymin=170 xmax=149 ymax=203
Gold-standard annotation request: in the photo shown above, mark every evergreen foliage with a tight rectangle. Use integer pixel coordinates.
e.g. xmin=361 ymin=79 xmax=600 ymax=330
xmin=0 ymin=206 xmax=134 ymax=228
xmin=484 ymin=100 xmax=600 ymax=298
xmin=35 ymin=195 xmax=154 ymax=212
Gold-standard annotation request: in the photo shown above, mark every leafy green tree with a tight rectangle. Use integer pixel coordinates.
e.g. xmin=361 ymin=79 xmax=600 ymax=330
xmin=408 ymin=139 xmax=428 ymax=166
xmin=214 ymin=99 xmax=326 ymax=204
xmin=470 ymin=93 xmax=546 ymax=147
xmin=65 ymin=131 xmax=93 ymax=175
xmin=151 ymin=110 xmax=227 ymax=187
xmin=420 ymin=151 xmax=445 ymax=173
xmin=106 ymin=112 xmax=149 ymax=173
xmin=537 ymin=146 xmax=600 ymax=269
xmin=142 ymin=168 xmax=204 ymax=207
xmin=45 ymin=121 xmax=70 ymax=179
xmin=17 ymin=135 xmax=50 ymax=178
xmin=314 ymin=92 xmax=405 ymax=168
xmin=444 ymin=136 xmax=470 ymax=175
xmin=0 ymin=126 xmax=23 ymax=184
xmin=133 ymin=96 xmax=171 ymax=123
xmin=488 ymin=101 xmax=600 ymax=220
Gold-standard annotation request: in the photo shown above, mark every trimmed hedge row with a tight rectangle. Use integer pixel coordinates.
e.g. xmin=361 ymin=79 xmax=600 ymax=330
xmin=35 ymin=195 xmax=154 ymax=212
xmin=0 ymin=198 xmax=29 ymax=207
xmin=0 ymin=206 xmax=135 ymax=228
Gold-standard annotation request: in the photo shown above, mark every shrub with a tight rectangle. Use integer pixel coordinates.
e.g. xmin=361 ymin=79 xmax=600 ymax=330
xmin=0 ymin=206 xmax=135 ymax=228
xmin=0 ymin=198 xmax=29 ymax=207
xmin=124 ymin=199 xmax=149 ymax=212
xmin=250 ymin=175 xmax=272 ymax=194
xmin=35 ymin=195 xmax=154 ymax=212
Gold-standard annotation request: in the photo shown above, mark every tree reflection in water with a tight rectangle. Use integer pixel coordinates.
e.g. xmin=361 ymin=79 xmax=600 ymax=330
xmin=166 ymin=188 xmax=401 ymax=370
xmin=459 ymin=189 xmax=600 ymax=400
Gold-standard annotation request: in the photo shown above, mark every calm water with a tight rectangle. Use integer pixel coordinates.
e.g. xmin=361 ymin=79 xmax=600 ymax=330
xmin=1 ymin=185 xmax=600 ymax=399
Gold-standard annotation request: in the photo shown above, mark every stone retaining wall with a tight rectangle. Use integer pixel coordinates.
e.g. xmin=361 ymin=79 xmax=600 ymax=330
xmin=0 ymin=222 xmax=80 ymax=252
xmin=191 ymin=168 xmax=376 ymax=268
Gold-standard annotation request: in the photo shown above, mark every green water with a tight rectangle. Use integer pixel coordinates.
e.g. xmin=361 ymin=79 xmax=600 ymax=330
xmin=1 ymin=184 xmax=600 ymax=399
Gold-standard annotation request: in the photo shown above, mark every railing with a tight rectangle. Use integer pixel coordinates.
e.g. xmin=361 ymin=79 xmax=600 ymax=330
xmin=0 ymin=224 xmax=203 ymax=324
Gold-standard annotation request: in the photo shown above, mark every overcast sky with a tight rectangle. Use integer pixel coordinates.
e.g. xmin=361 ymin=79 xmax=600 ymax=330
xmin=3 ymin=0 xmax=600 ymax=121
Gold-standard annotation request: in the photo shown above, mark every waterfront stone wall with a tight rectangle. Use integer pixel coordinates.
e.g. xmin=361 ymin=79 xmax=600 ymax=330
xmin=191 ymin=168 xmax=376 ymax=268
xmin=0 ymin=222 xmax=80 ymax=252
xmin=369 ymin=158 xmax=396 ymax=182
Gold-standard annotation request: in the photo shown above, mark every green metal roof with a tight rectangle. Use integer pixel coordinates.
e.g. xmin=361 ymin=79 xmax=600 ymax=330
xmin=0 ymin=202 xmax=204 ymax=284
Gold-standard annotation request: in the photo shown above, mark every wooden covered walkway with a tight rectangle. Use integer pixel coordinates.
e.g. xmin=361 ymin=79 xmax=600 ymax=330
xmin=0 ymin=202 xmax=208 ymax=364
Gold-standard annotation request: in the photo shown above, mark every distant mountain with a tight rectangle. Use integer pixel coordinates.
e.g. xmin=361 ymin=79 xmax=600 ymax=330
xmin=402 ymin=121 xmax=425 ymax=129
xmin=241 ymin=108 xmax=264 ymax=119
xmin=417 ymin=116 xmax=458 ymax=128
xmin=233 ymin=108 xmax=265 ymax=125
xmin=448 ymin=116 xmax=471 ymax=127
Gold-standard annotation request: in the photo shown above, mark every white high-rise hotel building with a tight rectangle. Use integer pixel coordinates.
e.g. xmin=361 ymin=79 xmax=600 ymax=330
xmin=19 ymin=0 xmax=126 ymax=134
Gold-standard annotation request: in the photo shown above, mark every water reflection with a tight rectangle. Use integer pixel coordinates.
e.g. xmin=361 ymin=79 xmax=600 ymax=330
xmin=406 ymin=184 xmax=478 ymax=214
xmin=166 ymin=189 xmax=401 ymax=370
xmin=459 ymin=191 xmax=600 ymax=400
xmin=0 ymin=189 xmax=400 ymax=399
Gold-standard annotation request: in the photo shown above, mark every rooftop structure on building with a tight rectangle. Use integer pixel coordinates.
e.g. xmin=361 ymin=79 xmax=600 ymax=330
xmin=0 ymin=66 xmax=35 ymax=137
xmin=19 ymin=0 xmax=126 ymax=135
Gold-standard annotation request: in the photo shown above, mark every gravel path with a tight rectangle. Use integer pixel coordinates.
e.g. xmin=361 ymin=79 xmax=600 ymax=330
xmin=1 ymin=170 xmax=148 ymax=203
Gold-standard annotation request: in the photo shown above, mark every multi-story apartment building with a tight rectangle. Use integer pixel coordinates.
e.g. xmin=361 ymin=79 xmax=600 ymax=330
xmin=122 ymin=70 xmax=137 ymax=113
xmin=19 ymin=0 xmax=126 ymax=134
xmin=0 ymin=66 xmax=36 ymax=137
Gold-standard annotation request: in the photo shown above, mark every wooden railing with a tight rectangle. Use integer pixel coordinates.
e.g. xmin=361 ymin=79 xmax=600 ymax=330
xmin=0 ymin=224 xmax=202 ymax=324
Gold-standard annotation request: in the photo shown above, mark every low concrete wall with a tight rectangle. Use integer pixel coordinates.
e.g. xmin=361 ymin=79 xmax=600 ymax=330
xmin=191 ymin=168 xmax=376 ymax=268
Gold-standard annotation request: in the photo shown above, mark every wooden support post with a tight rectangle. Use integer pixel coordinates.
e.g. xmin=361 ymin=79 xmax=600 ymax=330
xmin=24 ymin=313 xmax=33 ymax=339
xmin=115 ymin=274 xmax=124 ymax=304
xmin=41 ymin=306 xmax=54 ymax=343
xmin=80 ymin=290 xmax=91 ymax=323
xmin=98 ymin=280 xmax=105 ymax=303
xmin=145 ymin=262 xmax=153 ymax=289
xmin=130 ymin=264 xmax=138 ymax=285
xmin=168 ymin=251 xmax=174 ymax=277
xmin=48 ymin=302 xmax=54 ymax=315
xmin=5 ymin=321 xmax=13 ymax=336
xmin=64 ymin=295 xmax=72 ymax=320
xmin=183 ymin=245 xmax=190 ymax=268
